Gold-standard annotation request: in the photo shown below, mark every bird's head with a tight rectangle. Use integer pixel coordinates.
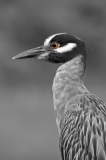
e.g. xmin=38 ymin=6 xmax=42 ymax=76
xmin=12 ymin=33 xmax=87 ymax=63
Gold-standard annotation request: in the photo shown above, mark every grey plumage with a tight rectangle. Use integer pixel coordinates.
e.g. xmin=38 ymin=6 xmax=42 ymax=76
xmin=59 ymin=94 xmax=106 ymax=160
xmin=53 ymin=55 xmax=106 ymax=160
xmin=12 ymin=33 xmax=106 ymax=160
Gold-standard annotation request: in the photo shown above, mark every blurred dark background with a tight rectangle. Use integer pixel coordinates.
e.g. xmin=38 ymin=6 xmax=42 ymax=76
xmin=0 ymin=0 xmax=106 ymax=160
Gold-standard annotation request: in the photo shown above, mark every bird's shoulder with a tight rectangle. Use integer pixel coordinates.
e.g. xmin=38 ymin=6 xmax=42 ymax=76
xmin=59 ymin=94 xmax=106 ymax=160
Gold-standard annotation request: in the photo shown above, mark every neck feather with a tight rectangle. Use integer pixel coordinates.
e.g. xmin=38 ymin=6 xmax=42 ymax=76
xmin=52 ymin=55 xmax=89 ymax=131
xmin=57 ymin=55 xmax=86 ymax=80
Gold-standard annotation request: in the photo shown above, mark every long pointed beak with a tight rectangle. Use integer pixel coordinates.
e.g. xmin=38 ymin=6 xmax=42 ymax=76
xmin=12 ymin=46 xmax=46 ymax=59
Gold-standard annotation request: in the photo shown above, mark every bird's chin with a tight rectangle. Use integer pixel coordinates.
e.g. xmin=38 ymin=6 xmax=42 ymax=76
xmin=37 ymin=52 xmax=49 ymax=60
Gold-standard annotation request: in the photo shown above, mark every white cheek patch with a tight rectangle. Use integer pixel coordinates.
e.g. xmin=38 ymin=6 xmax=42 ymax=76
xmin=44 ymin=33 xmax=66 ymax=46
xmin=55 ymin=43 xmax=77 ymax=53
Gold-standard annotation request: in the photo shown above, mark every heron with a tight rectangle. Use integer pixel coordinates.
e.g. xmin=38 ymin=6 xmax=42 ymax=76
xmin=12 ymin=33 xmax=106 ymax=160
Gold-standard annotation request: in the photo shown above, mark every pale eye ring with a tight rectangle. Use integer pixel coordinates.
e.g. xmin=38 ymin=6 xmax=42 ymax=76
xmin=50 ymin=42 xmax=60 ymax=49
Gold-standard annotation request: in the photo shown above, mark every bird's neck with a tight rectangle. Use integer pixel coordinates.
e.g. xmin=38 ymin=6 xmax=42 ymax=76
xmin=52 ymin=55 xmax=89 ymax=130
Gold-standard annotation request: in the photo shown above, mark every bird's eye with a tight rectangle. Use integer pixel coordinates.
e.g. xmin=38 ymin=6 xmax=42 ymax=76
xmin=50 ymin=42 xmax=60 ymax=49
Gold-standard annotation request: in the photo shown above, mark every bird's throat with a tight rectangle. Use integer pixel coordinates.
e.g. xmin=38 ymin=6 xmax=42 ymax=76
xmin=52 ymin=55 xmax=89 ymax=131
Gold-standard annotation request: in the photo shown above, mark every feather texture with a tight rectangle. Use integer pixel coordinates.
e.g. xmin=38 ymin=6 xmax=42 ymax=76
xmin=59 ymin=94 xmax=106 ymax=160
xmin=52 ymin=55 xmax=106 ymax=160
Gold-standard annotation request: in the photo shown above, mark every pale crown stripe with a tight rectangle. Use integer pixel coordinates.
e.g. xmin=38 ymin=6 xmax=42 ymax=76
xmin=44 ymin=33 xmax=66 ymax=46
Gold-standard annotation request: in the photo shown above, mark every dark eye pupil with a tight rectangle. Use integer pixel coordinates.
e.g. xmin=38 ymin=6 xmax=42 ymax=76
xmin=52 ymin=44 xmax=56 ymax=47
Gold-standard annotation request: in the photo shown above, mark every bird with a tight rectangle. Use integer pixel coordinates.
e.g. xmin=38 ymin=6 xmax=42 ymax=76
xmin=12 ymin=33 xmax=106 ymax=160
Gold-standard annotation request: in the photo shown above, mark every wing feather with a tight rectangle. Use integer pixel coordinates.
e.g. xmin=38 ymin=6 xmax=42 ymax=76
xmin=59 ymin=94 xmax=106 ymax=160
